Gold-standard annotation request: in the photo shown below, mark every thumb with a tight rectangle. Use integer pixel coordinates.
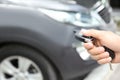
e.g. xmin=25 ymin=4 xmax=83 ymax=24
xmin=81 ymin=29 xmax=102 ymax=39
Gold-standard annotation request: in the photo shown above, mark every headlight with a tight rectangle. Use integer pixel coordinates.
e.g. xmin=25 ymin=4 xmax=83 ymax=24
xmin=39 ymin=8 xmax=100 ymax=27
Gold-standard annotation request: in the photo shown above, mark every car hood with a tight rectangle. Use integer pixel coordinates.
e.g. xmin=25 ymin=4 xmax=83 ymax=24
xmin=0 ymin=0 xmax=89 ymax=12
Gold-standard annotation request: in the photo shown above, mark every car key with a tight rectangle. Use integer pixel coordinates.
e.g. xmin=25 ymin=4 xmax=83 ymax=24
xmin=75 ymin=31 xmax=115 ymax=70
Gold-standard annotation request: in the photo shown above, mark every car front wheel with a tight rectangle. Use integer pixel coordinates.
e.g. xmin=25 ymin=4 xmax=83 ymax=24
xmin=0 ymin=44 xmax=58 ymax=80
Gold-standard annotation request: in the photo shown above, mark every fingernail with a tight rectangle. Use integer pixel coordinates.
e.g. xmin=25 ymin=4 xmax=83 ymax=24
xmin=85 ymin=43 xmax=93 ymax=48
xmin=80 ymin=29 xmax=88 ymax=33
xmin=104 ymin=52 xmax=109 ymax=56
xmin=108 ymin=57 xmax=112 ymax=62
xmin=98 ymin=47 xmax=105 ymax=52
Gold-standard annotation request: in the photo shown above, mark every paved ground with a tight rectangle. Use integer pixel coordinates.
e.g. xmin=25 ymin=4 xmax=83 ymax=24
xmin=84 ymin=63 xmax=120 ymax=80
xmin=108 ymin=64 xmax=120 ymax=80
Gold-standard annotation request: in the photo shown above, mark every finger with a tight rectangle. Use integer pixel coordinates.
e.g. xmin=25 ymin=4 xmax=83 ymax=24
xmin=81 ymin=29 xmax=102 ymax=39
xmin=88 ymin=46 xmax=105 ymax=55
xmin=97 ymin=57 xmax=112 ymax=64
xmin=84 ymin=43 xmax=94 ymax=50
xmin=91 ymin=52 xmax=110 ymax=60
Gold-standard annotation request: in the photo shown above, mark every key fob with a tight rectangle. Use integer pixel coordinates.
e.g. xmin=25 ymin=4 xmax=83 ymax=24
xmin=103 ymin=46 xmax=115 ymax=60
xmin=75 ymin=31 xmax=115 ymax=60
xmin=75 ymin=31 xmax=93 ymax=43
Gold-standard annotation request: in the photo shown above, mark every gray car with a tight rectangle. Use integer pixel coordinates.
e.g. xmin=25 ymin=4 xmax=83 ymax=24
xmin=0 ymin=0 xmax=117 ymax=80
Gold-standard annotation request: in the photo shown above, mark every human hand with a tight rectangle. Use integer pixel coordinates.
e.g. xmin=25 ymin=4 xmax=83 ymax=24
xmin=81 ymin=29 xmax=120 ymax=64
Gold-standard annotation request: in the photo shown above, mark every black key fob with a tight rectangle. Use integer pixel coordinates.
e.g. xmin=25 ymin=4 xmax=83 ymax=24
xmin=103 ymin=46 xmax=115 ymax=60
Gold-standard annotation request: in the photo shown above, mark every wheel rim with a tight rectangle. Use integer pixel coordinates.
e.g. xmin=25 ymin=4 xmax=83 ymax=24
xmin=0 ymin=56 xmax=44 ymax=80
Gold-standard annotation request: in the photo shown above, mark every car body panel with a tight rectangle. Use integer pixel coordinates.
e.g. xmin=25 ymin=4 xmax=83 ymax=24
xmin=0 ymin=5 xmax=99 ymax=79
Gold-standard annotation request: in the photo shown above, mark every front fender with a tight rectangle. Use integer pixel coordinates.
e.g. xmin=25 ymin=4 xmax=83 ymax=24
xmin=0 ymin=5 xmax=98 ymax=80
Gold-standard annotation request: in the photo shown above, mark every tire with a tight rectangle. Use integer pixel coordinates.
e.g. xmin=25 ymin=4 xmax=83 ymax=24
xmin=0 ymin=44 xmax=58 ymax=80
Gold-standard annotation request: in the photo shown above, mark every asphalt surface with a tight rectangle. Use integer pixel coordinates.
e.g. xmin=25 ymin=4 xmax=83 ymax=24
xmin=84 ymin=64 xmax=120 ymax=80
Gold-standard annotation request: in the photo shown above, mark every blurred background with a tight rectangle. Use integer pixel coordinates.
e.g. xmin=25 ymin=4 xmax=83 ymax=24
xmin=0 ymin=0 xmax=120 ymax=80
xmin=110 ymin=0 xmax=120 ymax=29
